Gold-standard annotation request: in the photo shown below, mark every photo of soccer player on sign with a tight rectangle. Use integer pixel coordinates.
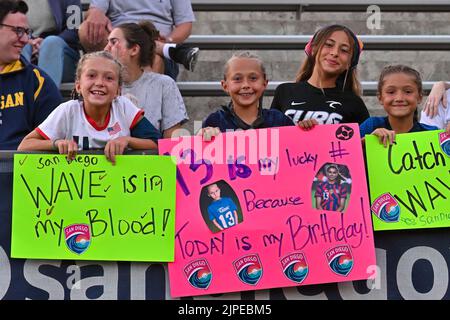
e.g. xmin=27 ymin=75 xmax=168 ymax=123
xmin=313 ymin=163 xmax=352 ymax=213
xmin=199 ymin=180 xmax=243 ymax=233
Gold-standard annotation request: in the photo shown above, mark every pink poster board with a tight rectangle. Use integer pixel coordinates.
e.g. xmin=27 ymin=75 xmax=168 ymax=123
xmin=159 ymin=124 xmax=376 ymax=298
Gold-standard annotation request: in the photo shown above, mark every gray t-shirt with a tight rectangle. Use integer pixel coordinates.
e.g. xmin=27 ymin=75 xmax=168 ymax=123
xmin=122 ymin=72 xmax=188 ymax=133
xmin=24 ymin=0 xmax=57 ymax=37
xmin=90 ymin=0 xmax=195 ymax=37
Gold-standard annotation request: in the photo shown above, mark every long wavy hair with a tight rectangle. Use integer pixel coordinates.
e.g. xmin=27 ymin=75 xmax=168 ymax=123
xmin=295 ymin=25 xmax=362 ymax=96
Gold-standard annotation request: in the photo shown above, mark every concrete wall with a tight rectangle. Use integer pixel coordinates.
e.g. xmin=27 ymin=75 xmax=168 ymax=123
xmin=179 ymin=11 xmax=450 ymax=133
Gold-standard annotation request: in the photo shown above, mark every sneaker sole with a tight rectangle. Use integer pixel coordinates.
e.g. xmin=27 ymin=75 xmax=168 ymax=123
xmin=187 ymin=47 xmax=200 ymax=72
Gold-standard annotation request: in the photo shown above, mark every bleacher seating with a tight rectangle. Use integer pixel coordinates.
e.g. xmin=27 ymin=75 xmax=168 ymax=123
xmin=81 ymin=0 xmax=450 ymax=12
xmin=75 ymin=0 xmax=450 ymax=132
xmin=190 ymin=0 xmax=450 ymax=12
xmin=61 ymin=81 xmax=438 ymax=97
xmin=185 ymin=35 xmax=450 ymax=50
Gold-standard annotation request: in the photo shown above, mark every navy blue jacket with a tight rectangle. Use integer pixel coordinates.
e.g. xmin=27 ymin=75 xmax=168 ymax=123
xmin=0 ymin=57 xmax=62 ymax=150
xmin=45 ymin=0 xmax=81 ymax=50
xmin=203 ymin=104 xmax=294 ymax=132
xmin=360 ymin=116 xmax=438 ymax=138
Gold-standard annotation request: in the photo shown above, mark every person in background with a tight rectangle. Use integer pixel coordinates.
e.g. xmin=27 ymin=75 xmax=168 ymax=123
xmin=420 ymin=81 xmax=450 ymax=133
xmin=21 ymin=0 xmax=81 ymax=88
xmin=0 ymin=0 xmax=61 ymax=150
xmin=79 ymin=0 xmax=199 ymax=80
xmin=104 ymin=22 xmax=188 ymax=138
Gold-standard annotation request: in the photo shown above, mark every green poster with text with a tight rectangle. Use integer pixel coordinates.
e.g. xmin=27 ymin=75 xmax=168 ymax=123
xmin=366 ymin=130 xmax=450 ymax=231
xmin=12 ymin=154 xmax=176 ymax=261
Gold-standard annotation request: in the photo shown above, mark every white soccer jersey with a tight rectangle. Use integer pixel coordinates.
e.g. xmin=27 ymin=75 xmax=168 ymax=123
xmin=37 ymin=96 xmax=144 ymax=149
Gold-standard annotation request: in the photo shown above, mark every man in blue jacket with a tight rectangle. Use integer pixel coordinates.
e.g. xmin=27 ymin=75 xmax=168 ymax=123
xmin=0 ymin=0 xmax=62 ymax=150
xmin=22 ymin=0 xmax=81 ymax=87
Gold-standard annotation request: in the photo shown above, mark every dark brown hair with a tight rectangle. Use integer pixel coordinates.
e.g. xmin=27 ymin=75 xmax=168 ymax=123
xmin=0 ymin=0 xmax=27 ymax=24
xmin=118 ymin=21 xmax=160 ymax=67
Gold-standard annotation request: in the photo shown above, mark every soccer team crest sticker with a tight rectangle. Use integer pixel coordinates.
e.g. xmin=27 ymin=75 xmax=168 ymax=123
xmin=184 ymin=259 xmax=212 ymax=290
xmin=439 ymin=132 xmax=450 ymax=157
xmin=326 ymin=245 xmax=353 ymax=276
xmin=371 ymin=193 xmax=400 ymax=223
xmin=233 ymin=254 xmax=263 ymax=285
xmin=64 ymin=224 xmax=91 ymax=255
xmin=280 ymin=252 xmax=308 ymax=284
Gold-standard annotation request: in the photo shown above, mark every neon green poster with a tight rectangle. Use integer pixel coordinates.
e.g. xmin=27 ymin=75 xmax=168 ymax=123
xmin=12 ymin=154 xmax=176 ymax=261
xmin=366 ymin=130 xmax=450 ymax=231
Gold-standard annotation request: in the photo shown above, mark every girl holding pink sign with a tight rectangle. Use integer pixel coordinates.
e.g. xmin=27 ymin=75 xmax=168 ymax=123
xmin=199 ymin=51 xmax=293 ymax=140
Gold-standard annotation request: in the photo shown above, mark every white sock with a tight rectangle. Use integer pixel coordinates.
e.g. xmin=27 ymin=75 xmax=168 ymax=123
xmin=163 ymin=43 xmax=177 ymax=60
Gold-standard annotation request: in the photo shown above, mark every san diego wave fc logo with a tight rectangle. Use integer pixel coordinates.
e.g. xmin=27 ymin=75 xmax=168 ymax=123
xmin=184 ymin=259 xmax=212 ymax=290
xmin=233 ymin=254 xmax=263 ymax=285
xmin=326 ymin=245 xmax=353 ymax=276
xmin=280 ymin=252 xmax=308 ymax=284
xmin=439 ymin=132 xmax=450 ymax=157
xmin=371 ymin=193 xmax=400 ymax=223
xmin=64 ymin=224 xmax=91 ymax=255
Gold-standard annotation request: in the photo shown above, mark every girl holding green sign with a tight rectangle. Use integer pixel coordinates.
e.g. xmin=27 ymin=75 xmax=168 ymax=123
xmin=18 ymin=51 xmax=161 ymax=164
xmin=359 ymin=65 xmax=438 ymax=147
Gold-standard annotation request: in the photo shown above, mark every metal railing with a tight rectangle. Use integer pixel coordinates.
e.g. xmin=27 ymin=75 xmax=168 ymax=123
xmin=80 ymin=0 xmax=450 ymax=12
xmin=61 ymin=33 xmax=448 ymax=97
xmin=60 ymin=81 xmax=437 ymax=97
xmin=74 ymin=1 xmax=449 ymax=97
xmin=185 ymin=35 xmax=450 ymax=50
xmin=189 ymin=0 xmax=450 ymax=12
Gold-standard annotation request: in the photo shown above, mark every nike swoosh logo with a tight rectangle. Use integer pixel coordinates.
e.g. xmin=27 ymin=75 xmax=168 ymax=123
xmin=291 ymin=101 xmax=306 ymax=106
